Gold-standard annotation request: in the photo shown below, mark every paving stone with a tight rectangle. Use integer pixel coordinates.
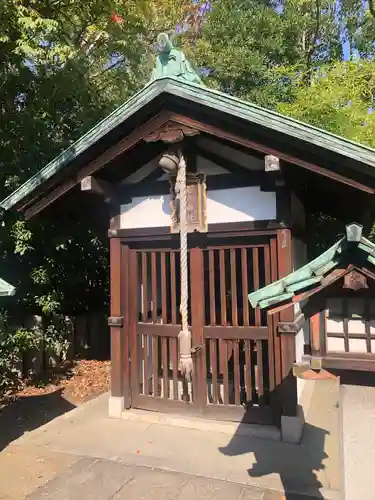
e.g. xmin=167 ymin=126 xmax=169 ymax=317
xmin=176 ymin=476 xmax=244 ymax=500
xmin=113 ymin=466 xmax=188 ymax=500
xmin=27 ymin=458 xmax=133 ymax=500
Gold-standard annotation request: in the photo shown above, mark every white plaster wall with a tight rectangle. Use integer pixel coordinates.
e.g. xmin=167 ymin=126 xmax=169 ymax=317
xmin=326 ymin=298 xmax=375 ymax=354
xmin=120 ymin=186 xmax=276 ymax=229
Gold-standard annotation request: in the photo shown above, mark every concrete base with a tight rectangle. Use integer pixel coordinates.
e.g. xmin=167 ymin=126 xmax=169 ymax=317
xmin=121 ymin=408 xmax=281 ymax=441
xmin=108 ymin=395 xmax=124 ymax=419
xmin=281 ymin=379 xmax=315 ymax=444
xmin=281 ymin=407 xmax=305 ymax=444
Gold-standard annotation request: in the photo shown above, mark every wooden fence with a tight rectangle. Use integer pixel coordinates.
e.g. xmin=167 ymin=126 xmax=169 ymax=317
xmin=20 ymin=312 xmax=110 ymax=378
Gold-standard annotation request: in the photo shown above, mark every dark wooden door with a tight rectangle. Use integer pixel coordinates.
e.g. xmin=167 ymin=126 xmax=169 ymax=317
xmin=126 ymin=237 xmax=277 ymax=424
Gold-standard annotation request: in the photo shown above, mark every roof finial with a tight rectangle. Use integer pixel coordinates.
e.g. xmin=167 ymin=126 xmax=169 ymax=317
xmin=150 ymin=33 xmax=203 ymax=86
xmin=345 ymin=222 xmax=363 ymax=242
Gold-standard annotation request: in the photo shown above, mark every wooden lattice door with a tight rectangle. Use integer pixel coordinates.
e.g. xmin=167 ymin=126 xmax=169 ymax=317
xmin=126 ymin=236 xmax=277 ymax=424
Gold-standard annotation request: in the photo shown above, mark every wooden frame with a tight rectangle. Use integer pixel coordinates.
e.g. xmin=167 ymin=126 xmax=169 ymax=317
xmin=115 ymin=228 xmax=282 ymax=425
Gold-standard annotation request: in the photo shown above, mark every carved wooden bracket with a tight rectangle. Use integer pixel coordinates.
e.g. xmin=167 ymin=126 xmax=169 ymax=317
xmin=278 ymin=313 xmax=305 ymax=334
xmin=343 ymin=269 xmax=368 ymax=290
xmin=81 ymin=175 xmax=116 ymax=203
xmin=144 ymin=120 xmax=199 ymax=144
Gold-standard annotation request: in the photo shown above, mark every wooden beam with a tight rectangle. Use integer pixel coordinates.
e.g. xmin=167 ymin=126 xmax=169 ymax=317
xmin=322 ymin=355 xmax=375 ymax=372
xmin=196 ymin=146 xmax=262 ymax=179
xmin=23 ymin=112 xmax=173 ymax=219
xmin=265 ymin=154 xmax=280 ymax=172
xmin=81 ymin=176 xmax=114 ymax=200
xmin=278 ymin=313 xmax=305 ymax=334
xmin=172 ymin=115 xmax=375 ymax=194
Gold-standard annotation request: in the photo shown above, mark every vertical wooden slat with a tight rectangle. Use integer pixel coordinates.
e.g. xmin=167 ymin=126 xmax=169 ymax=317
xmin=152 ymin=335 xmax=160 ymax=396
xmin=210 ymin=339 xmax=218 ymax=404
xmin=219 ymin=249 xmax=227 ymax=375
xmin=223 ymin=341 xmax=229 ymax=405
xmin=142 ymin=252 xmax=148 ymax=322
xmin=162 ymin=337 xmax=169 ymax=399
xmin=270 ymin=237 xmax=280 ymax=388
xmin=170 ymin=251 xmax=177 ymax=324
xmin=256 ymin=340 xmax=264 ymax=399
xmin=343 ymin=298 xmax=349 ymax=353
xmin=253 ymin=247 xmax=263 ymax=402
xmin=245 ymin=340 xmax=252 ymax=403
xmin=129 ymin=250 xmax=139 ymax=397
xmin=143 ymin=334 xmax=150 ymax=396
xmin=161 ymin=252 xmax=167 ymax=324
xmin=219 ymin=249 xmax=227 ymax=325
xmin=230 ymin=248 xmax=238 ymax=327
xmin=209 ymin=249 xmax=216 ymax=325
xmin=151 ymin=252 xmax=157 ymax=323
xmin=252 ymin=247 xmax=264 ymax=397
xmin=365 ymin=299 xmax=371 ymax=353
xmin=264 ymin=245 xmax=271 ymax=285
xmin=241 ymin=248 xmax=249 ymax=326
xmin=252 ymin=248 xmax=261 ymax=326
xmin=171 ymin=337 xmax=179 ymax=400
xmin=151 ymin=252 xmax=159 ymax=396
xmin=233 ymin=341 xmax=240 ymax=406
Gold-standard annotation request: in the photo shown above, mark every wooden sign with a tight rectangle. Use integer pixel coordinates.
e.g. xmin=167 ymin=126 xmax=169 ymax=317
xmin=171 ymin=174 xmax=207 ymax=234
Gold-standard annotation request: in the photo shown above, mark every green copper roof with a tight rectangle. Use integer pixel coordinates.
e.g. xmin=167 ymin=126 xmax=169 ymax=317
xmin=0 ymin=277 xmax=15 ymax=297
xmin=248 ymin=223 xmax=374 ymax=309
xmin=3 ymin=74 xmax=375 ymax=211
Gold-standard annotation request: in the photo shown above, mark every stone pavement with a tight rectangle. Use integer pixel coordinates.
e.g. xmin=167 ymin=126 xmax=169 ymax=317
xmin=23 ymin=456 xmax=314 ymax=500
xmin=0 ymin=378 xmax=342 ymax=500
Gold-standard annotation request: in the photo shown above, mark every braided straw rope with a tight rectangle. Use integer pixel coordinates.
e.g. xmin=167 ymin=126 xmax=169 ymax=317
xmin=176 ymin=154 xmax=193 ymax=381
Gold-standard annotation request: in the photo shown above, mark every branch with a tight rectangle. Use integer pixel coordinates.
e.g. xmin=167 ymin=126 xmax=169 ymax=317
xmin=90 ymin=55 xmax=127 ymax=80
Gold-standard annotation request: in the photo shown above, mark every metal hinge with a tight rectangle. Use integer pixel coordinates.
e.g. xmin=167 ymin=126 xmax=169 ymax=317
xmin=191 ymin=344 xmax=203 ymax=355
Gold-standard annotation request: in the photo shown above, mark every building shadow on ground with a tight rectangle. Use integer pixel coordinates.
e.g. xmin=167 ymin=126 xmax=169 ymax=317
xmin=0 ymin=388 xmax=76 ymax=452
xmin=219 ymin=420 xmax=328 ymax=499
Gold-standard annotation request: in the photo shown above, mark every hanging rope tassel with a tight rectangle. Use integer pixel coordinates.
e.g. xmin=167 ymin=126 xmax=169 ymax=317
xmin=176 ymin=154 xmax=193 ymax=382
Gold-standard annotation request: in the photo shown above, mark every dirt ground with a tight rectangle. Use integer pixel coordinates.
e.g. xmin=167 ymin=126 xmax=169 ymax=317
xmin=0 ymin=359 xmax=110 ymax=452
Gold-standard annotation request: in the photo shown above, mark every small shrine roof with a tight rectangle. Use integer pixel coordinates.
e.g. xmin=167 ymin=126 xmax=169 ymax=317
xmin=248 ymin=223 xmax=375 ymax=309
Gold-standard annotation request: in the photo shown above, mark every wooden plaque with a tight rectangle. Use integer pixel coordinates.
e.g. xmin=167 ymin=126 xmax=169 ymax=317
xmin=171 ymin=174 xmax=207 ymax=234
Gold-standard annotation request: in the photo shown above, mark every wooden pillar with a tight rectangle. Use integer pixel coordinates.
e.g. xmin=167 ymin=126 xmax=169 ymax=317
xmin=277 ymin=228 xmax=298 ymax=418
xmin=108 ymin=234 xmax=124 ymax=416
xmin=121 ymin=244 xmax=131 ymax=408
xmin=190 ymin=246 xmax=206 ymax=410
xmin=310 ymin=310 xmax=322 ymax=357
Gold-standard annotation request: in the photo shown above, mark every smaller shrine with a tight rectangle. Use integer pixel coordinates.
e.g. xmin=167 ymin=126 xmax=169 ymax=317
xmin=249 ymin=222 xmax=375 ymax=374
